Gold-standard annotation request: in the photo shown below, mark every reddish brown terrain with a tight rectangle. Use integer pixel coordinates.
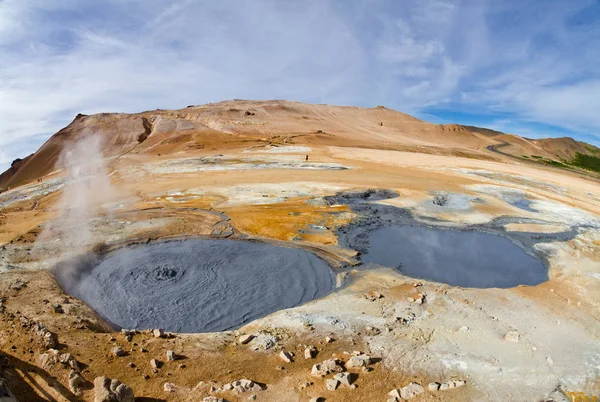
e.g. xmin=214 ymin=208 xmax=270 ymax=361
xmin=0 ymin=100 xmax=599 ymax=402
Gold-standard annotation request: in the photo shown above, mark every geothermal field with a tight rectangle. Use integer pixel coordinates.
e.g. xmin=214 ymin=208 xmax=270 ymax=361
xmin=0 ymin=100 xmax=599 ymax=401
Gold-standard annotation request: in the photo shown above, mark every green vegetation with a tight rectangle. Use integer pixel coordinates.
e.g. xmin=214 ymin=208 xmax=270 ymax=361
xmin=584 ymin=145 xmax=599 ymax=154
xmin=543 ymin=159 xmax=569 ymax=169
xmin=522 ymin=155 xmax=530 ymax=158
xmin=571 ymin=152 xmax=600 ymax=173
xmin=531 ymin=155 xmax=543 ymax=159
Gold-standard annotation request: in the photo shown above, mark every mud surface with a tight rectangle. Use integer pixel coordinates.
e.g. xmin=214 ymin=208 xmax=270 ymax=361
xmin=58 ymin=239 xmax=334 ymax=333
xmin=325 ymin=190 xmax=584 ymax=287
xmin=363 ymin=225 xmax=547 ymax=288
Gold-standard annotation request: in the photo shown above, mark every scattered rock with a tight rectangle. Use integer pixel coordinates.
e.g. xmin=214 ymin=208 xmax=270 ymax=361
xmin=68 ymin=370 xmax=86 ymax=396
xmin=304 ymin=346 xmax=317 ymax=359
xmin=10 ymin=279 xmax=27 ymax=291
xmin=439 ymin=383 xmax=450 ymax=390
xmin=239 ymin=334 xmax=254 ymax=344
xmin=388 ymin=383 xmax=424 ymax=400
xmin=38 ymin=350 xmax=59 ymax=369
xmin=428 ymin=382 xmax=441 ymax=391
xmin=310 ymin=398 xmax=324 ymax=402
xmin=226 ymin=378 xmax=264 ymax=393
xmin=203 ymin=397 xmax=227 ymax=402
xmin=166 ymin=350 xmax=180 ymax=361
xmin=153 ymin=328 xmax=165 ymax=338
xmin=311 ymin=359 xmax=344 ymax=377
xmin=333 ymin=372 xmax=354 ymax=386
xmin=164 ymin=382 xmax=176 ymax=392
xmin=279 ymin=351 xmax=293 ymax=363
xmin=364 ymin=290 xmax=383 ymax=301
xmin=93 ymin=376 xmax=134 ymax=402
xmin=112 ymin=346 xmax=126 ymax=357
xmin=504 ymin=330 xmax=520 ymax=342
xmin=150 ymin=359 xmax=162 ymax=369
xmin=324 ymin=336 xmax=334 ymax=343
xmin=59 ymin=353 xmax=79 ymax=371
xmin=250 ymin=333 xmax=279 ymax=350
xmin=346 ymin=354 xmax=371 ymax=368
xmin=325 ymin=379 xmax=339 ymax=391
xmin=400 ymin=382 xmax=424 ymax=399
xmin=52 ymin=304 xmax=64 ymax=314
xmin=407 ymin=293 xmax=426 ymax=304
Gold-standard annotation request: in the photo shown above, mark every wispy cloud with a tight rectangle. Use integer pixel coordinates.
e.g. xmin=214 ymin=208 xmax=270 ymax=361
xmin=1 ymin=0 xmax=599 ymax=170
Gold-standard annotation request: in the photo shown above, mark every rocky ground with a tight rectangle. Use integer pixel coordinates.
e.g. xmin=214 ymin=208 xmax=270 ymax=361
xmin=0 ymin=103 xmax=599 ymax=401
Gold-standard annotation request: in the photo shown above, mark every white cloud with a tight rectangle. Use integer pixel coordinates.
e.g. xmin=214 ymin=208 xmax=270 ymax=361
xmin=0 ymin=0 xmax=599 ymax=170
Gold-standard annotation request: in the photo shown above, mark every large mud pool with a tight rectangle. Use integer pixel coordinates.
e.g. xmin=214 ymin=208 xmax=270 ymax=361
xmin=362 ymin=226 xmax=547 ymax=288
xmin=324 ymin=189 xmax=564 ymax=288
xmin=59 ymin=239 xmax=334 ymax=333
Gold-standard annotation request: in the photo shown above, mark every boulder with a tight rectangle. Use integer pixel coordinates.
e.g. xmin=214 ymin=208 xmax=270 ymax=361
xmin=166 ymin=350 xmax=179 ymax=361
xmin=68 ymin=370 xmax=86 ymax=396
xmin=325 ymin=379 xmax=339 ymax=391
xmin=333 ymin=372 xmax=354 ymax=386
xmin=346 ymin=354 xmax=371 ymax=368
xmin=428 ymin=382 xmax=441 ymax=391
xmin=226 ymin=378 xmax=264 ymax=393
xmin=388 ymin=389 xmax=401 ymax=399
xmin=93 ymin=376 xmax=134 ymax=402
xmin=112 ymin=346 xmax=126 ymax=357
xmin=38 ymin=350 xmax=59 ymax=369
xmin=153 ymin=328 xmax=165 ymax=338
xmin=164 ymin=382 xmax=176 ymax=392
xmin=311 ymin=359 xmax=344 ymax=377
xmin=42 ymin=331 xmax=57 ymax=349
xmin=279 ymin=351 xmax=293 ymax=363
xmin=59 ymin=353 xmax=79 ymax=371
xmin=304 ymin=346 xmax=317 ymax=359
xmin=399 ymin=382 xmax=424 ymax=400
xmin=150 ymin=359 xmax=162 ymax=369
xmin=203 ymin=397 xmax=227 ymax=402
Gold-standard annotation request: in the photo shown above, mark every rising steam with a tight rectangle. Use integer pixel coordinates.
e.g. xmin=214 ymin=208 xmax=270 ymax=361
xmin=34 ymin=132 xmax=116 ymax=268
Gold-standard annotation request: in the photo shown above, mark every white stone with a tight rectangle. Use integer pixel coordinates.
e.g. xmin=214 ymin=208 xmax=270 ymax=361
xmin=325 ymin=379 xmax=339 ymax=391
xmin=279 ymin=351 xmax=293 ymax=363
xmin=346 ymin=354 xmax=371 ymax=368
xmin=304 ymin=346 xmax=317 ymax=359
xmin=311 ymin=359 xmax=343 ymax=377
xmin=428 ymin=382 xmax=441 ymax=391
xmin=333 ymin=372 xmax=354 ymax=386
xmin=399 ymin=382 xmax=424 ymax=399
xmin=153 ymin=328 xmax=164 ymax=338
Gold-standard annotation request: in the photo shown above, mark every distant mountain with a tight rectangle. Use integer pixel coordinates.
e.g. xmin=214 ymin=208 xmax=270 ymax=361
xmin=1 ymin=100 xmax=599 ymax=189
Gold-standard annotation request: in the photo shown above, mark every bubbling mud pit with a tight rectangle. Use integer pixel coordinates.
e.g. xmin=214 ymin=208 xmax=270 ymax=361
xmin=56 ymin=239 xmax=335 ymax=333
xmin=326 ymin=190 xmax=557 ymax=289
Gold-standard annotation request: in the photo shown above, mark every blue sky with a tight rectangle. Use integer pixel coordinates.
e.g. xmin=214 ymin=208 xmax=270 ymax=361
xmin=1 ymin=0 xmax=600 ymax=170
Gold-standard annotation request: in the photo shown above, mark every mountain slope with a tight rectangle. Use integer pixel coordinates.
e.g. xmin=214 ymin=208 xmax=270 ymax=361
xmin=1 ymin=100 xmax=598 ymax=189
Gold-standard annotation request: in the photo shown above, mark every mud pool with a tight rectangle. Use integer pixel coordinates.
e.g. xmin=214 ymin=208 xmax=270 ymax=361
xmin=59 ymin=239 xmax=334 ymax=333
xmin=362 ymin=226 xmax=548 ymax=288
xmin=325 ymin=189 xmax=555 ymax=288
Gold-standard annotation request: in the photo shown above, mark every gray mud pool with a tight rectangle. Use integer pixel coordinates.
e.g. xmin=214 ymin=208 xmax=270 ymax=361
xmin=363 ymin=226 xmax=547 ymax=288
xmin=60 ymin=239 xmax=334 ymax=333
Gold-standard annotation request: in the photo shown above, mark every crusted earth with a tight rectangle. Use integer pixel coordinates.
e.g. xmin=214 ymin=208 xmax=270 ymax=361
xmin=0 ymin=100 xmax=599 ymax=401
